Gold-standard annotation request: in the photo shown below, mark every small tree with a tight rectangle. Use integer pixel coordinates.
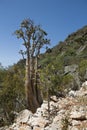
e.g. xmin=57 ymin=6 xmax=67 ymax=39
xmin=15 ymin=18 xmax=50 ymax=112
xmin=40 ymin=63 xmax=54 ymax=119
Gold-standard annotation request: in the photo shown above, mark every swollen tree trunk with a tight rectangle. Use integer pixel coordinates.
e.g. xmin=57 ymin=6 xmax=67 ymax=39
xmin=25 ymin=55 xmax=40 ymax=113
xmin=15 ymin=18 xmax=50 ymax=113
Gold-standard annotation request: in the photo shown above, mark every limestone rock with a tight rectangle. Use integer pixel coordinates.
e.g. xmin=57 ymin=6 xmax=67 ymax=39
xmin=82 ymin=81 xmax=87 ymax=89
xmin=15 ymin=109 xmax=33 ymax=123
xmin=29 ymin=117 xmax=49 ymax=128
xmin=70 ymin=106 xmax=87 ymax=120
xmin=69 ymin=90 xmax=76 ymax=97
xmin=1 ymin=83 xmax=87 ymax=130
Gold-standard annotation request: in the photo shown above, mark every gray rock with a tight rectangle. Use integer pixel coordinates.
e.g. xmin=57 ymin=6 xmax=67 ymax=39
xmin=82 ymin=81 xmax=87 ymax=89
xmin=69 ymin=90 xmax=76 ymax=97
xmin=15 ymin=109 xmax=33 ymax=123
xmin=64 ymin=64 xmax=81 ymax=90
xmin=64 ymin=64 xmax=78 ymax=74
xmin=70 ymin=106 xmax=87 ymax=120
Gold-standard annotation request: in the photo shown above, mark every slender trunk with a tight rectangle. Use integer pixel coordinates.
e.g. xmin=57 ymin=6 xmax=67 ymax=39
xmin=30 ymin=57 xmax=36 ymax=95
xmin=35 ymin=57 xmax=43 ymax=105
xmin=47 ymin=87 xmax=50 ymax=120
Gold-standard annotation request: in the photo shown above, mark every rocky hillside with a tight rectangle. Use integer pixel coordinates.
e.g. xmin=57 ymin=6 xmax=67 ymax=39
xmin=1 ymin=81 xmax=87 ymax=130
xmin=0 ymin=25 xmax=87 ymax=129
xmin=40 ymin=25 xmax=87 ymax=92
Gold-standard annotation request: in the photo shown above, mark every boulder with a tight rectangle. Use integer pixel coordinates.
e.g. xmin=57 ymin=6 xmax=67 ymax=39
xmin=68 ymin=90 xmax=76 ymax=97
xmin=70 ymin=106 xmax=87 ymax=120
xmin=15 ymin=109 xmax=33 ymax=123
xmin=29 ymin=117 xmax=49 ymax=128
xmin=82 ymin=81 xmax=87 ymax=89
xmin=64 ymin=64 xmax=78 ymax=74
xmin=64 ymin=65 xmax=81 ymax=90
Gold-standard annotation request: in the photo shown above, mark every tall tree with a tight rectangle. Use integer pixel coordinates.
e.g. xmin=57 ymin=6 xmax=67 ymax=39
xmin=15 ymin=18 xmax=50 ymax=112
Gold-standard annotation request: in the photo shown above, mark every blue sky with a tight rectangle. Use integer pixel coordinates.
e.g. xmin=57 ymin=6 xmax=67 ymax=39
xmin=0 ymin=0 xmax=87 ymax=67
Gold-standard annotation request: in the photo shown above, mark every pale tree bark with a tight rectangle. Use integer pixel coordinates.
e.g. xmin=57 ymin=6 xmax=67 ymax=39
xmin=25 ymin=57 xmax=39 ymax=112
xmin=33 ymin=57 xmax=42 ymax=105
xmin=15 ymin=18 xmax=50 ymax=113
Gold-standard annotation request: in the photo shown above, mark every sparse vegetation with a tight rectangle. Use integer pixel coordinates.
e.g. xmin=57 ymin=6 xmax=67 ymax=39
xmin=62 ymin=116 xmax=69 ymax=130
xmin=0 ymin=24 xmax=87 ymax=126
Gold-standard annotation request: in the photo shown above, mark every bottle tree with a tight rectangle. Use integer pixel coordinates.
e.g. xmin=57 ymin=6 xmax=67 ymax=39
xmin=15 ymin=18 xmax=50 ymax=112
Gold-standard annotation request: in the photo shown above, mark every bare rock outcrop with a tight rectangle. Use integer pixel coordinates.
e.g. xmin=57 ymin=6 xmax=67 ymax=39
xmin=2 ymin=81 xmax=87 ymax=130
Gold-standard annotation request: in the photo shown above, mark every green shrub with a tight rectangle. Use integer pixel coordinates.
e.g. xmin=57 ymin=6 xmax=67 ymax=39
xmin=79 ymin=59 xmax=87 ymax=78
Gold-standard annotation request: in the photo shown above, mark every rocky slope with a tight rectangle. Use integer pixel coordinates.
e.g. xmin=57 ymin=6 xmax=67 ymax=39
xmin=1 ymin=81 xmax=87 ymax=130
xmin=40 ymin=25 xmax=87 ymax=91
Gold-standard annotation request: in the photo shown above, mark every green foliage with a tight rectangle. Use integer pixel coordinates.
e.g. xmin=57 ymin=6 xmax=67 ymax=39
xmin=62 ymin=74 xmax=73 ymax=85
xmin=79 ymin=59 xmax=87 ymax=78
xmin=0 ymin=61 xmax=25 ymax=126
xmin=39 ymin=25 xmax=87 ymax=94
xmin=40 ymin=62 xmax=63 ymax=98
xmin=62 ymin=116 xmax=69 ymax=130
xmin=0 ymin=68 xmax=6 ymax=88
xmin=64 ymin=48 xmax=76 ymax=57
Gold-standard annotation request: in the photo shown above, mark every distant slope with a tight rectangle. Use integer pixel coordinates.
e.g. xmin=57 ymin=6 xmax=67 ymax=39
xmin=39 ymin=25 xmax=87 ymax=91
xmin=40 ymin=25 xmax=87 ymax=65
